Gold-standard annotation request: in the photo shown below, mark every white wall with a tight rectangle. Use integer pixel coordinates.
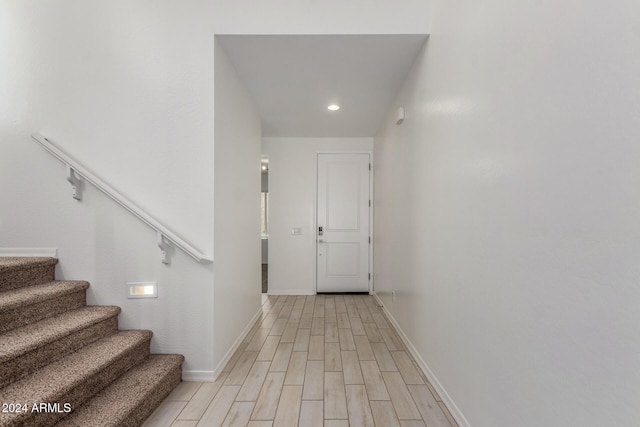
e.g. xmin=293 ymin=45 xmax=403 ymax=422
xmin=262 ymin=172 xmax=269 ymax=264
xmin=0 ymin=0 xmax=430 ymax=380
xmin=262 ymin=138 xmax=373 ymax=295
xmin=0 ymin=1 xmax=215 ymax=377
xmin=210 ymin=0 xmax=430 ymax=35
xmin=374 ymin=0 xmax=640 ymax=426
xmin=213 ymin=39 xmax=262 ymax=370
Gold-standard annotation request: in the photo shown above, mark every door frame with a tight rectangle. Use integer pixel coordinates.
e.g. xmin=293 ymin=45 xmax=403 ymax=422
xmin=314 ymin=151 xmax=374 ymax=294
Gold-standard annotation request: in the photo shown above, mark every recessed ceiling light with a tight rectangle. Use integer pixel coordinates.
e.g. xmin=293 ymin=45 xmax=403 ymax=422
xmin=327 ymin=104 xmax=340 ymax=111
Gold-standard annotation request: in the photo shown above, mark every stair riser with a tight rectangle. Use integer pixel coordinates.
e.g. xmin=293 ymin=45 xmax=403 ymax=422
xmin=61 ymin=365 xmax=183 ymax=427
xmin=0 ymin=263 xmax=55 ymax=292
xmin=54 ymin=355 xmax=185 ymax=427
xmin=119 ymin=367 xmax=182 ymax=427
xmin=0 ymin=291 xmax=86 ymax=335
xmin=122 ymin=368 xmax=182 ymax=427
xmin=4 ymin=337 xmax=151 ymax=427
xmin=0 ymin=317 xmax=118 ymax=389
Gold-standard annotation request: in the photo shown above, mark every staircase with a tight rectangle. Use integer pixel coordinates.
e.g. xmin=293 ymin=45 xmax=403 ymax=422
xmin=0 ymin=257 xmax=184 ymax=427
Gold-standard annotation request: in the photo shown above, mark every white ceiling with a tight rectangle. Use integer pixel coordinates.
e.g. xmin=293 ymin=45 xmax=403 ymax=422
xmin=217 ymin=35 xmax=428 ymax=138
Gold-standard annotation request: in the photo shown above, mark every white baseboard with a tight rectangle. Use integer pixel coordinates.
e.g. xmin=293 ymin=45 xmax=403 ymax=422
xmin=0 ymin=248 xmax=57 ymax=257
xmin=267 ymin=290 xmax=315 ymax=296
xmin=209 ymin=306 xmax=263 ymax=381
xmin=182 ymin=370 xmax=216 ymax=382
xmin=373 ymin=293 xmax=471 ymax=427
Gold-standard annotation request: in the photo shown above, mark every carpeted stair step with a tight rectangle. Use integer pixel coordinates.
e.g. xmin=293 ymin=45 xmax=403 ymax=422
xmin=0 ymin=306 xmax=120 ymax=388
xmin=0 ymin=257 xmax=57 ymax=291
xmin=0 ymin=330 xmax=153 ymax=427
xmin=55 ymin=354 xmax=184 ymax=427
xmin=0 ymin=280 xmax=89 ymax=334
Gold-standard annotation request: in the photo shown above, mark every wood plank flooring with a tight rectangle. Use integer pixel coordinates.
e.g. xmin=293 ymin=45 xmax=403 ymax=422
xmin=143 ymin=295 xmax=457 ymax=427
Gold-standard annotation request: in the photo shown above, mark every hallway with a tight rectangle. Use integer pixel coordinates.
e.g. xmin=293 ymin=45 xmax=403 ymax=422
xmin=143 ymin=295 xmax=457 ymax=426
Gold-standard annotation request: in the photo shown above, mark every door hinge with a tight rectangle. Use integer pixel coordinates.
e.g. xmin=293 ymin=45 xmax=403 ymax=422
xmin=369 ymin=163 xmax=371 ymax=171
xmin=368 ymin=236 xmax=371 ymax=244
xmin=369 ymin=200 xmax=371 ymax=207
xmin=368 ymin=273 xmax=371 ymax=280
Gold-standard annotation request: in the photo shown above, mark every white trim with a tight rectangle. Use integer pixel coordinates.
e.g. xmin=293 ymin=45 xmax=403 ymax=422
xmin=373 ymin=292 xmax=471 ymax=427
xmin=267 ymin=290 xmax=315 ymax=296
xmin=182 ymin=370 xmax=216 ymax=382
xmin=0 ymin=248 xmax=57 ymax=257
xmin=210 ymin=306 xmax=263 ymax=381
xmin=31 ymin=133 xmax=212 ymax=264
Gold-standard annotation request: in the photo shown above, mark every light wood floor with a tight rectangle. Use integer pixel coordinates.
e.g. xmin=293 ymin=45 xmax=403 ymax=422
xmin=143 ymin=295 xmax=458 ymax=427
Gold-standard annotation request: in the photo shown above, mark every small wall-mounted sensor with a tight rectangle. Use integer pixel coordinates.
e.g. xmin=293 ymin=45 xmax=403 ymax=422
xmin=127 ymin=282 xmax=158 ymax=299
xmin=291 ymin=227 xmax=303 ymax=236
xmin=396 ymin=107 xmax=405 ymax=125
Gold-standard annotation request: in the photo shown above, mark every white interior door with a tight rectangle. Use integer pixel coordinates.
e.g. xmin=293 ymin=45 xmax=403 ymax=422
xmin=317 ymin=153 xmax=371 ymax=293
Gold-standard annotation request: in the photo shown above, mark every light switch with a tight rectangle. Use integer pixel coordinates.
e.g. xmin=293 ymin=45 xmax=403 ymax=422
xmin=291 ymin=227 xmax=302 ymax=235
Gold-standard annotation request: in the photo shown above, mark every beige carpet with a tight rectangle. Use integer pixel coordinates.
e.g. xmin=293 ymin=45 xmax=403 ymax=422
xmin=0 ymin=257 xmax=184 ymax=427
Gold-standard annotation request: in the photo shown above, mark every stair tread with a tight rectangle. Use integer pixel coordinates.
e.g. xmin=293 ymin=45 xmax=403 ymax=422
xmin=0 ymin=257 xmax=183 ymax=426
xmin=0 ymin=330 xmax=153 ymax=403
xmin=0 ymin=306 xmax=121 ymax=362
xmin=56 ymin=354 xmax=184 ymax=427
xmin=0 ymin=257 xmax=57 ymax=273
xmin=0 ymin=257 xmax=58 ymax=291
xmin=0 ymin=280 xmax=89 ymax=312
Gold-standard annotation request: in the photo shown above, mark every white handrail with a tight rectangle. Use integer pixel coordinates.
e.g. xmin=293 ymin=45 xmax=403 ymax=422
xmin=32 ymin=133 xmax=213 ymax=264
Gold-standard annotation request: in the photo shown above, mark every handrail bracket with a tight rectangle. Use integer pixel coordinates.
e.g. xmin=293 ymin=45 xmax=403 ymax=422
xmin=157 ymin=232 xmax=170 ymax=265
xmin=66 ymin=165 xmax=82 ymax=201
